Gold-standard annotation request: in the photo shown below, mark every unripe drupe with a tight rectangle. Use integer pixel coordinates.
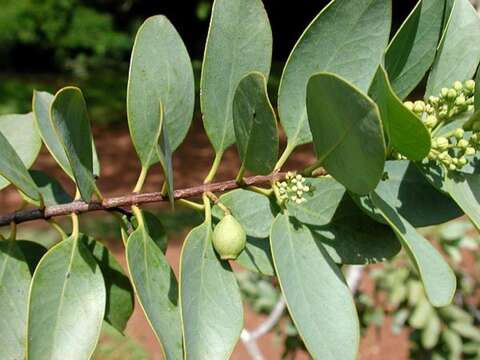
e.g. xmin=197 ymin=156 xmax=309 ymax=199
xmin=212 ymin=214 xmax=246 ymax=260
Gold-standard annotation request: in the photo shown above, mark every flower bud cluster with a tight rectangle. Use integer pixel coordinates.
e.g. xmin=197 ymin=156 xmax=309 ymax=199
xmin=427 ymin=130 xmax=476 ymax=171
xmin=404 ymin=80 xmax=475 ymax=130
xmin=277 ymin=172 xmax=312 ymax=204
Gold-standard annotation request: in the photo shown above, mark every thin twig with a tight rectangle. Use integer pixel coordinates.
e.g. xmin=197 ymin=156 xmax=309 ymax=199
xmin=0 ymin=172 xmax=307 ymax=227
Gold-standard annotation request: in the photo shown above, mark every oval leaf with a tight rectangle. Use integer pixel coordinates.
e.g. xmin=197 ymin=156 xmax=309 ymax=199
xmin=278 ymin=0 xmax=391 ymax=148
xmin=286 ymin=177 xmax=345 ymax=226
xmin=212 ymin=189 xmax=277 ymax=238
xmin=127 ymin=15 xmax=194 ymax=164
xmin=50 ymin=87 xmax=98 ymax=201
xmin=131 ymin=209 xmax=168 ymax=253
xmin=33 ymin=90 xmax=100 ymax=178
xmin=426 ymin=0 xmax=480 ymax=97
xmin=201 ymin=0 xmax=272 ymax=154
xmin=369 ymin=66 xmax=431 ymax=160
xmin=354 ymin=161 xmax=462 ymax=227
xmin=370 ymin=192 xmax=456 ymax=307
xmin=0 ymin=130 xmax=41 ymax=202
xmin=180 ymin=222 xmax=243 ymax=359
xmin=27 ymin=235 xmax=106 ymax=360
xmin=310 ymin=194 xmax=401 ymax=265
xmin=385 ymin=0 xmax=445 ymax=99
xmin=126 ymin=224 xmax=182 ymax=359
xmin=236 ymin=236 xmax=274 ymax=276
xmin=0 ymin=241 xmax=31 ymax=360
xmin=233 ymin=72 xmax=278 ymax=175
xmin=83 ymin=238 xmax=134 ymax=334
xmin=306 ymin=73 xmax=386 ymax=194
xmin=444 ymin=171 xmax=480 ymax=230
xmin=30 ymin=170 xmax=72 ymax=206
xmin=0 ymin=113 xmax=41 ymax=190
xmin=270 ymin=214 xmax=360 ymax=360
xmin=16 ymin=240 xmax=48 ymax=274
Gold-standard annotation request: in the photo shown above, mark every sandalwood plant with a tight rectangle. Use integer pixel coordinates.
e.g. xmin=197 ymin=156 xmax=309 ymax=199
xmin=1 ymin=0 xmax=480 ymax=359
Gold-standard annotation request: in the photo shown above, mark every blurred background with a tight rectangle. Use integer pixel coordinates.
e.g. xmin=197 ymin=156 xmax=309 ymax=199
xmin=1 ymin=0 xmax=480 ymax=359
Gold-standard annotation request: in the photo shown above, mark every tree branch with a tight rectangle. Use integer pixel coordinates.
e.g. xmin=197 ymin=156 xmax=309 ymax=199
xmin=1 ymin=171 xmax=326 ymax=227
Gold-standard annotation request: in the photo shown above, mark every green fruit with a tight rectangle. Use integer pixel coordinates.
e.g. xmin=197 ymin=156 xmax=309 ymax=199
xmin=212 ymin=214 xmax=246 ymax=260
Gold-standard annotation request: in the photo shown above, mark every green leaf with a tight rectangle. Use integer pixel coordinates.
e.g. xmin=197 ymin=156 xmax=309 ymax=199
xmin=201 ymin=0 xmax=272 ymax=154
xmin=310 ymin=194 xmax=401 ymax=265
xmin=156 ymin=108 xmax=174 ymax=205
xmin=32 ymin=90 xmax=101 ymax=179
xmin=278 ymin=0 xmax=391 ymax=148
xmin=475 ymin=68 xmax=480 ymax=111
xmin=212 ymin=189 xmax=277 ymax=238
xmin=0 ymin=241 xmax=31 ymax=360
xmin=442 ymin=329 xmax=462 ymax=357
xmin=369 ymin=66 xmax=431 ymax=160
xmin=354 ymin=161 xmax=462 ymax=227
xmin=127 ymin=15 xmax=194 ymax=162
xmin=132 ymin=210 xmax=168 ymax=253
xmin=0 ymin=113 xmax=42 ymax=190
xmin=126 ymin=223 xmax=182 ymax=359
xmin=16 ymin=240 xmax=47 ymax=274
xmin=27 ymin=235 xmax=106 ymax=360
xmin=409 ymin=297 xmax=433 ymax=328
xmin=270 ymin=214 xmax=359 ymax=359
xmin=286 ymin=177 xmax=345 ymax=226
xmin=421 ymin=313 xmax=441 ymax=349
xmin=180 ymin=222 xmax=243 ymax=359
xmin=370 ymin=192 xmax=456 ymax=306
xmin=0 ymin=130 xmax=41 ymax=202
xmin=306 ymin=73 xmax=386 ymax=194
xmin=233 ymin=72 xmax=278 ymax=175
xmin=450 ymin=322 xmax=480 ymax=341
xmin=30 ymin=170 xmax=72 ymax=206
xmin=236 ymin=236 xmax=274 ymax=276
xmin=50 ymin=87 xmax=98 ymax=201
xmin=83 ymin=238 xmax=134 ymax=334
xmin=444 ymin=172 xmax=480 ymax=230
xmin=425 ymin=0 xmax=480 ymax=97
xmin=385 ymin=0 xmax=445 ymax=99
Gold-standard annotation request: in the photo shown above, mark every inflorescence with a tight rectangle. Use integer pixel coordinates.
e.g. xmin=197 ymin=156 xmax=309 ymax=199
xmin=276 ymin=172 xmax=312 ymax=204
xmin=403 ymin=80 xmax=478 ymax=172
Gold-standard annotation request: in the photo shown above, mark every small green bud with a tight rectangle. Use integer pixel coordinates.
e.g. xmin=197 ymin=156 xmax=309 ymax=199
xmin=455 ymin=95 xmax=466 ymax=106
xmin=453 ymin=81 xmax=463 ymax=91
xmin=448 ymin=164 xmax=457 ymax=171
xmin=403 ymin=101 xmax=414 ymax=111
xmin=428 ymin=96 xmax=440 ymax=105
xmin=457 ymin=139 xmax=469 ymax=148
xmin=212 ymin=215 xmax=247 ymax=260
xmin=458 ymin=157 xmax=468 ymax=166
xmin=465 ymin=147 xmax=476 ymax=156
xmin=427 ymin=151 xmax=437 ymax=160
xmin=424 ymin=115 xmax=438 ymax=128
xmin=465 ymin=79 xmax=475 ymax=92
xmin=438 ymin=151 xmax=448 ymax=160
xmin=413 ymin=100 xmax=425 ymax=113
xmin=471 ymin=133 xmax=478 ymax=142
xmin=454 ymin=128 xmax=465 ymax=139
xmin=447 ymin=89 xmax=457 ymax=99
xmin=435 ymin=137 xmax=449 ymax=151
xmin=441 ymin=88 xmax=449 ymax=97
